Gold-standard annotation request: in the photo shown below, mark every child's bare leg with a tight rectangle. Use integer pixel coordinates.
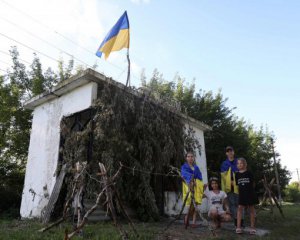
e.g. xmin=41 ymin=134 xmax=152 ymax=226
xmin=249 ymin=205 xmax=255 ymax=228
xmin=184 ymin=214 xmax=188 ymax=225
xmin=237 ymin=205 xmax=244 ymax=229
xmin=209 ymin=209 xmax=219 ymax=227
xmin=184 ymin=204 xmax=192 ymax=227
xmin=192 ymin=210 xmax=197 ymax=224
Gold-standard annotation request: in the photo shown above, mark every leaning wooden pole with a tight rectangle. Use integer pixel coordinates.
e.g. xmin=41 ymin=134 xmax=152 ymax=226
xmin=270 ymin=138 xmax=282 ymax=203
xmin=114 ymin=189 xmax=139 ymax=237
xmin=98 ymin=162 xmax=128 ymax=240
xmin=164 ymin=190 xmax=190 ymax=231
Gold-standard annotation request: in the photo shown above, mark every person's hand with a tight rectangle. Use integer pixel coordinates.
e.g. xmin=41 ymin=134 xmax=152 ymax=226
xmin=204 ymin=184 xmax=208 ymax=189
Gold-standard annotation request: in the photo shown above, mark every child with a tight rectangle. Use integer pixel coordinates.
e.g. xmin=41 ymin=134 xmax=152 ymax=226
xmin=181 ymin=151 xmax=204 ymax=228
xmin=204 ymin=177 xmax=231 ymax=228
xmin=235 ymin=158 xmax=256 ymax=235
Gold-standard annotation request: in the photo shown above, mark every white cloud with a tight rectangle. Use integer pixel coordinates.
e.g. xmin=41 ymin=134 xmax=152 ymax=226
xmin=0 ymin=0 xmax=143 ymax=87
xmin=130 ymin=0 xmax=150 ymax=5
xmin=131 ymin=60 xmax=142 ymax=78
xmin=0 ymin=0 xmax=126 ymax=74
xmin=276 ymin=137 xmax=300 ymax=183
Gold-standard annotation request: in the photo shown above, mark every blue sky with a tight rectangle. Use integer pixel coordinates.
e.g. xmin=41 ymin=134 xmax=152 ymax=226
xmin=0 ymin=0 xmax=299 ymax=181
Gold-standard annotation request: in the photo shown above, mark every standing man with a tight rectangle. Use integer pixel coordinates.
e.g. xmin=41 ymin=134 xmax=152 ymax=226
xmin=220 ymin=146 xmax=243 ymax=227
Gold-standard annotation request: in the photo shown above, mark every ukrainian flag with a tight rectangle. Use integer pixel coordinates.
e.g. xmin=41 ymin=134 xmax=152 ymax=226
xmin=96 ymin=11 xmax=130 ymax=59
xmin=220 ymin=159 xmax=239 ymax=194
xmin=181 ymin=163 xmax=204 ymax=205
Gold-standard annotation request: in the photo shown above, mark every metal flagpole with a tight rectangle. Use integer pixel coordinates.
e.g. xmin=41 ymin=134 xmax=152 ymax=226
xmin=126 ymin=49 xmax=131 ymax=87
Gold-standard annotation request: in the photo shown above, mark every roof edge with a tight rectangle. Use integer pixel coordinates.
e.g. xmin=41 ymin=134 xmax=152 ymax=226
xmin=23 ymin=69 xmax=106 ymax=110
xmin=181 ymin=114 xmax=212 ymax=132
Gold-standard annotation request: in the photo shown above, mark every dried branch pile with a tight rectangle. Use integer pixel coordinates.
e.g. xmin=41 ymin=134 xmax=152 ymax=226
xmin=40 ymin=162 xmax=138 ymax=240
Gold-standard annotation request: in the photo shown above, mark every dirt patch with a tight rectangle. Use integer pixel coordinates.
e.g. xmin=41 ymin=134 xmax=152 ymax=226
xmin=156 ymin=220 xmax=269 ymax=240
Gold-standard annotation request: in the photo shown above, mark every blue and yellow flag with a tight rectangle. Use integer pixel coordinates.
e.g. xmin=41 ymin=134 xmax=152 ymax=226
xmin=96 ymin=11 xmax=130 ymax=59
xmin=220 ymin=159 xmax=239 ymax=194
xmin=181 ymin=163 xmax=204 ymax=205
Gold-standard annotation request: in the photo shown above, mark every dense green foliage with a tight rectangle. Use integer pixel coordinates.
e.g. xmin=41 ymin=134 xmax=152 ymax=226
xmin=284 ymin=182 xmax=300 ymax=202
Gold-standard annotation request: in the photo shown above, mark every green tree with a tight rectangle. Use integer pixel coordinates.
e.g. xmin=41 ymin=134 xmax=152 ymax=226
xmin=284 ymin=182 xmax=300 ymax=202
xmin=5 ymin=47 xmax=32 ymax=163
xmin=30 ymin=53 xmax=45 ymax=96
xmin=58 ymin=58 xmax=74 ymax=82
xmin=0 ymin=47 xmax=60 ymax=215
xmin=44 ymin=67 xmax=58 ymax=91
xmin=9 ymin=46 xmax=31 ymax=101
xmin=0 ymin=49 xmax=32 ymax=215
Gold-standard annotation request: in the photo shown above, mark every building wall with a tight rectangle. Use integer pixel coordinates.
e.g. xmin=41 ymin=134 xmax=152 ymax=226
xmin=164 ymin=123 xmax=209 ymax=216
xmin=20 ymin=82 xmax=97 ymax=218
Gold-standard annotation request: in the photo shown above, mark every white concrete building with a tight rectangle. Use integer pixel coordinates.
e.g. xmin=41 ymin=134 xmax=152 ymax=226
xmin=20 ymin=69 xmax=211 ymax=218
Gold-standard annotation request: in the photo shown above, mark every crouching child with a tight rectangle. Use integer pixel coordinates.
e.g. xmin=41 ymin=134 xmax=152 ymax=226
xmin=204 ymin=177 xmax=231 ymax=228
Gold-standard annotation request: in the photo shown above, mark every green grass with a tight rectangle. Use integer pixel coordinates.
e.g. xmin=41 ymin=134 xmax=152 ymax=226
xmin=209 ymin=202 xmax=300 ymax=240
xmin=253 ymin=202 xmax=300 ymax=240
xmin=0 ymin=218 xmax=160 ymax=240
xmin=1 ymin=203 xmax=300 ymax=240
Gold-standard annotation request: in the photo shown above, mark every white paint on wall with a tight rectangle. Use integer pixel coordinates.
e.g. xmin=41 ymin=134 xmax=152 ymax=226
xmin=20 ymin=82 xmax=97 ymax=218
xmin=192 ymin=125 xmax=208 ymax=184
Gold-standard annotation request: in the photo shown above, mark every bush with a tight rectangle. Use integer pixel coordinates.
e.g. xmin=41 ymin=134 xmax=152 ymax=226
xmin=284 ymin=182 xmax=300 ymax=202
xmin=0 ymin=187 xmax=21 ymax=218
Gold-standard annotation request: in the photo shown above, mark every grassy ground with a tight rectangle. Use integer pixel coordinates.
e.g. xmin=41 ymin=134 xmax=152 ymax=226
xmin=0 ymin=203 xmax=299 ymax=240
xmin=0 ymin=218 xmax=160 ymax=240
xmin=161 ymin=203 xmax=300 ymax=240
xmin=253 ymin=202 xmax=300 ymax=240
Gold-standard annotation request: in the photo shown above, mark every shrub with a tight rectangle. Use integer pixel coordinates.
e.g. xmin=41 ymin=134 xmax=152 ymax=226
xmin=284 ymin=182 xmax=300 ymax=202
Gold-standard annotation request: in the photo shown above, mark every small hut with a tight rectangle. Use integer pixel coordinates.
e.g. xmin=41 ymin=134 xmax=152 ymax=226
xmin=20 ymin=69 xmax=211 ymax=220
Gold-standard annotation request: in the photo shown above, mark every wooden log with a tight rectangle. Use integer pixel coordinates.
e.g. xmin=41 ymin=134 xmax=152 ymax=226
xmin=98 ymin=162 xmax=128 ymax=240
xmin=42 ymin=164 xmax=67 ymax=224
xmin=38 ymin=164 xmax=87 ymax=232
